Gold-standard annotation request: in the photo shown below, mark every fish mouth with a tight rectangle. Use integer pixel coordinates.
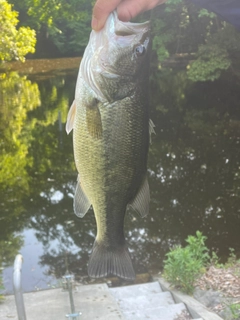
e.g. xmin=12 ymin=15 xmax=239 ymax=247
xmin=96 ymin=11 xmax=150 ymax=74
xmin=113 ymin=11 xmax=150 ymax=36
xmin=101 ymin=11 xmax=150 ymax=48
xmin=81 ymin=11 xmax=150 ymax=101
xmin=90 ymin=11 xmax=150 ymax=53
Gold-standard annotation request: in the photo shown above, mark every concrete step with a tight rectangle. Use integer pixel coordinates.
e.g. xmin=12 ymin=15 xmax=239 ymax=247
xmin=157 ymin=277 xmax=224 ymax=320
xmin=110 ymin=281 xmax=162 ymax=299
xmin=0 ymin=284 xmax=125 ymax=320
xmin=112 ymin=291 xmax=175 ymax=312
xmin=1 ymin=279 xmax=206 ymax=320
xmin=110 ymin=281 xmax=195 ymax=319
xmin=122 ymin=302 xmax=189 ymax=320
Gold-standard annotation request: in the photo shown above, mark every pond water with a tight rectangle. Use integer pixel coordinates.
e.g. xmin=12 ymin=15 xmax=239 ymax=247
xmin=1 ymin=59 xmax=240 ymax=294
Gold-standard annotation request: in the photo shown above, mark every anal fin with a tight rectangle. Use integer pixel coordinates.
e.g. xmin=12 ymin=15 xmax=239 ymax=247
xmin=149 ymin=119 xmax=156 ymax=144
xmin=129 ymin=176 xmax=150 ymax=218
xmin=74 ymin=175 xmax=91 ymax=218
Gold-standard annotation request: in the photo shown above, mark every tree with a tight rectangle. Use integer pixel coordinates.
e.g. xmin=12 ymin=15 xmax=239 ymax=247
xmin=9 ymin=0 xmax=92 ymax=57
xmin=0 ymin=0 xmax=36 ymax=61
xmin=151 ymin=0 xmax=240 ymax=81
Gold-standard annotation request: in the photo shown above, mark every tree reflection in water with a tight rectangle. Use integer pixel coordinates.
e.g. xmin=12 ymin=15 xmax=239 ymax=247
xmin=1 ymin=67 xmax=240 ymax=292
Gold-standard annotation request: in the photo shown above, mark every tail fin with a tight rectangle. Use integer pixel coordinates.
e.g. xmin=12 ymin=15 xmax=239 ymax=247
xmin=87 ymin=241 xmax=135 ymax=280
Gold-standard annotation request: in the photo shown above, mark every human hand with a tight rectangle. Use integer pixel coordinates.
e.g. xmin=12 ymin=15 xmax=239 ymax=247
xmin=92 ymin=0 xmax=167 ymax=31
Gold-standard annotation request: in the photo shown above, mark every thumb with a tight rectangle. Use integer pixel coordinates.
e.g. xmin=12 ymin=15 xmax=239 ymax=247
xmin=92 ymin=0 xmax=122 ymax=31
xmin=117 ymin=0 xmax=167 ymax=22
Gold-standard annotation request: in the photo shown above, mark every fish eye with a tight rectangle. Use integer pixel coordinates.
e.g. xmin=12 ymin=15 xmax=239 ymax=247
xmin=134 ymin=45 xmax=146 ymax=57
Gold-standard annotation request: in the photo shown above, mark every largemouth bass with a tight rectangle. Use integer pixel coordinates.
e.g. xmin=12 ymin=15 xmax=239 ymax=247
xmin=66 ymin=11 xmax=152 ymax=280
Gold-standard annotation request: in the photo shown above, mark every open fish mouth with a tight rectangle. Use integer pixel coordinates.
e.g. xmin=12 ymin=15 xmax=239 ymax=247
xmin=92 ymin=11 xmax=150 ymax=51
xmin=80 ymin=11 xmax=150 ymax=100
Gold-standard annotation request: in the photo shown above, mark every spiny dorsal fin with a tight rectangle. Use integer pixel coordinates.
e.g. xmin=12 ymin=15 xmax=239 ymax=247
xmin=128 ymin=176 xmax=150 ymax=218
xmin=66 ymin=100 xmax=76 ymax=134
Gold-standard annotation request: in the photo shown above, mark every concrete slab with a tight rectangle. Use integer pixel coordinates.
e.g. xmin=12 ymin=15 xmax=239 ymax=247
xmin=0 ymin=283 xmax=124 ymax=320
xmin=110 ymin=281 xmax=162 ymax=299
xmin=113 ymin=291 xmax=175 ymax=313
xmin=122 ymin=302 xmax=188 ymax=320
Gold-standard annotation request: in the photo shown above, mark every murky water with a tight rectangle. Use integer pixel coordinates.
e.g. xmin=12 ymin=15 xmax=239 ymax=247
xmin=1 ymin=60 xmax=240 ymax=293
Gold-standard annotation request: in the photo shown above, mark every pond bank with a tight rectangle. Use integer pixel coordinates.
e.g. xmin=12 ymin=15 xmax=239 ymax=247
xmin=194 ymin=263 xmax=240 ymax=319
xmin=0 ymin=57 xmax=81 ymax=75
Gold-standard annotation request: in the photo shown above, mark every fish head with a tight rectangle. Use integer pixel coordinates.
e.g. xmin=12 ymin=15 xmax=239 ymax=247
xmin=81 ymin=11 xmax=150 ymax=102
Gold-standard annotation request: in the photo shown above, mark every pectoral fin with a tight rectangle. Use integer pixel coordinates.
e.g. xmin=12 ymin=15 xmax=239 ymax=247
xmin=74 ymin=175 xmax=91 ymax=218
xmin=66 ymin=100 xmax=76 ymax=134
xmin=129 ymin=176 xmax=150 ymax=218
xmin=86 ymin=98 xmax=103 ymax=139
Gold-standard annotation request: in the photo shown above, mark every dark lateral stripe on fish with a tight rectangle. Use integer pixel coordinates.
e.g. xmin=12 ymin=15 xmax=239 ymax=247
xmin=88 ymin=241 xmax=135 ymax=280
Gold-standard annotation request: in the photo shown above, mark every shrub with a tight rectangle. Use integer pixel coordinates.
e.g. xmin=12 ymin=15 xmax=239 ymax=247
xmin=163 ymin=231 xmax=209 ymax=294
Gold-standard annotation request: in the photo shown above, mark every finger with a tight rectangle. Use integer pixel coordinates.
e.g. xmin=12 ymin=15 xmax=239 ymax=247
xmin=92 ymin=0 xmax=122 ymax=31
xmin=117 ymin=0 xmax=167 ymax=22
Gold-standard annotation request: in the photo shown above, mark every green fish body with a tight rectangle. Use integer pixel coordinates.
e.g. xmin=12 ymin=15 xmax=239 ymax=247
xmin=66 ymin=12 xmax=151 ymax=280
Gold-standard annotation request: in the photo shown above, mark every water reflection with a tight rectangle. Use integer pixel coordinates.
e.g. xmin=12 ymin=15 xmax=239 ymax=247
xmin=1 ymin=67 xmax=240 ymax=293
xmin=149 ymin=70 xmax=240 ymax=254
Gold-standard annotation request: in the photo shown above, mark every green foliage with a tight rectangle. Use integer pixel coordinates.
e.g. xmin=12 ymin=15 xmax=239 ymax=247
xmin=164 ymin=0 xmax=183 ymax=12
xmin=0 ymin=236 xmax=24 ymax=267
xmin=152 ymin=19 xmax=173 ymax=62
xmin=163 ymin=231 xmax=209 ymax=293
xmin=48 ymin=18 xmax=91 ymax=55
xmin=224 ymin=248 xmax=240 ymax=269
xmin=198 ymin=8 xmax=216 ymax=19
xmin=187 ymin=23 xmax=240 ymax=82
xmin=211 ymin=248 xmax=240 ymax=269
xmin=229 ymin=303 xmax=240 ymax=319
xmin=0 ymin=72 xmax=40 ymax=192
xmin=187 ymin=45 xmax=231 ymax=82
xmin=0 ymin=235 xmax=24 ymax=301
xmin=210 ymin=251 xmax=223 ymax=268
xmin=0 ymin=71 xmax=41 ymax=237
xmin=10 ymin=0 xmax=92 ymax=56
xmin=185 ymin=231 xmax=209 ymax=263
xmin=151 ymin=0 xmax=240 ymax=82
xmin=6 ymin=0 xmax=240 ymax=72
xmin=0 ymin=0 xmax=36 ymax=61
